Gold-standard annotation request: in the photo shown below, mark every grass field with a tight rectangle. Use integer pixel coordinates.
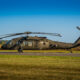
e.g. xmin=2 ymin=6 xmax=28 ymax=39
xmin=0 ymin=55 xmax=80 ymax=80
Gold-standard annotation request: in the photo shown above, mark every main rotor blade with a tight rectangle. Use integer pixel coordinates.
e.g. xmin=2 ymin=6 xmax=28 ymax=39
xmin=0 ymin=31 xmax=62 ymax=39
xmin=29 ymin=32 xmax=62 ymax=37
xmin=0 ymin=33 xmax=24 ymax=37
xmin=0 ymin=33 xmax=24 ymax=39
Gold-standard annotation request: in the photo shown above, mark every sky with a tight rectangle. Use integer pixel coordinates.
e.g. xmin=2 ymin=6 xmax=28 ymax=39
xmin=0 ymin=0 xmax=80 ymax=43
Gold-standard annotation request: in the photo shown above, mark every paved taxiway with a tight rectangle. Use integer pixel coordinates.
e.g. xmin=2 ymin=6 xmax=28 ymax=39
xmin=0 ymin=52 xmax=80 ymax=57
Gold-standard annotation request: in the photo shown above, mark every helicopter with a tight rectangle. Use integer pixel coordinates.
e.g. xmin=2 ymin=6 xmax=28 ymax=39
xmin=0 ymin=29 xmax=80 ymax=52
xmin=0 ymin=31 xmax=62 ymax=52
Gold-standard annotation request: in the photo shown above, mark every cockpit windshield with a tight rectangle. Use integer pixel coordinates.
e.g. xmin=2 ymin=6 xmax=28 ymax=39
xmin=6 ymin=40 xmax=11 ymax=45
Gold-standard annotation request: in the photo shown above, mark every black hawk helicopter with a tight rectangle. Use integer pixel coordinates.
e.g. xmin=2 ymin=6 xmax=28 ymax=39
xmin=1 ymin=27 xmax=80 ymax=52
xmin=0 ymin=31 xmax=62 ymax=52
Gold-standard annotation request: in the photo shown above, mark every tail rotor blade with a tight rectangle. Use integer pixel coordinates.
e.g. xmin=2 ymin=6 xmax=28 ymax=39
xmin=76 ymin=26 xmax=80 ymax=30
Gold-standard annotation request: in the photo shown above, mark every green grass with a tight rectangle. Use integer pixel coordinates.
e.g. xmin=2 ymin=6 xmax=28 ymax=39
xmin=0 ymin=55 xmax=80 ymax=80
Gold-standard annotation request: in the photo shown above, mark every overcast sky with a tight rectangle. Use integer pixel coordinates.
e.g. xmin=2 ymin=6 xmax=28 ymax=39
xmin=0 ymin=0 xmax=80 ymax=43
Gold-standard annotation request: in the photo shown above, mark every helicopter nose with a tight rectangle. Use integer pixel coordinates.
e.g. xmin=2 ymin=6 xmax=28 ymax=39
xmin=1 ymin=44 xmax=7 ymax=49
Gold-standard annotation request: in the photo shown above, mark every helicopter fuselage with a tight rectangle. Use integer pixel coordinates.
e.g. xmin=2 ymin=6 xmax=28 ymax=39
xmin=1 ymin=36 xmax=50 ymax=50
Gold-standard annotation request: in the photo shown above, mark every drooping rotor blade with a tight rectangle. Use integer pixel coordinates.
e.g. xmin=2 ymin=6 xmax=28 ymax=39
xmin=0 ymin=33 xmax=24 ymax=39
xmin=0 ymin=32 xmax=32 ymax=39
xmin=0 ymin=31 xmax=62 ymax=39
xmin=76 ymin=26 xmax=80 ymax=30
xmin=0 ymin=35 xmax=15 ymax=39
xmin=29 ymin=32 xmax=62 ymax=37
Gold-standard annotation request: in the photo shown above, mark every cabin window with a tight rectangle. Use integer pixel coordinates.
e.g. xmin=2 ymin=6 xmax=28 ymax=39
xmin=23 ymin=41 xmax=33 ymax=46
xmin=28 ymin=41 xmax=33 ymax=47
xmin=23 ymin=41 xmax=28 ymax=46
